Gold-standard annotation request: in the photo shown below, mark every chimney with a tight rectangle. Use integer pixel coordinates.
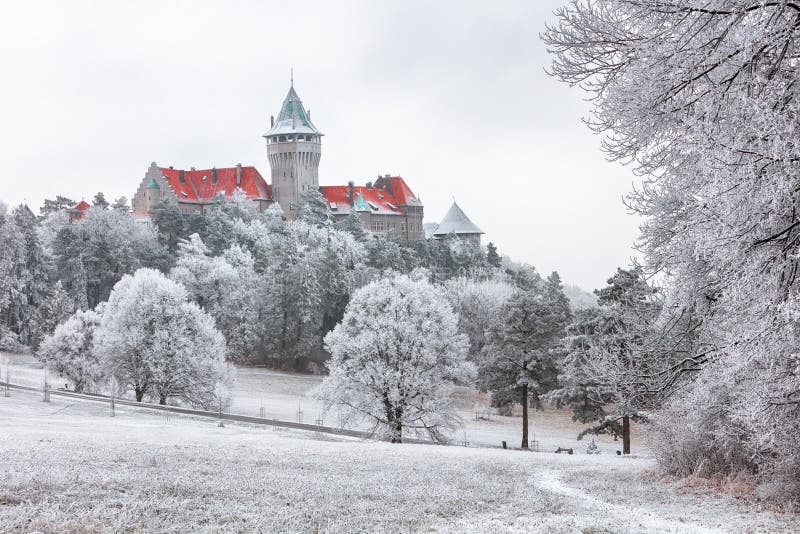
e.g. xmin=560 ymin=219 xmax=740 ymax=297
xmin=169 ymin=165 xmax=173 ymax=170
xmin=236 ymin=163 xmax=242 ymax=187
xmin=366 ymin=181 xmax=373 ymax=190
xmin=307 ymin=109 xmax=311 ymax=119
xmin=270 ymin=115 xmax=274 ymax=127
xmin=190 ymin=166 xmax=196 ymax=171
xmin=179 ymin=170 xmax=185 ymax=183
xmin=212 ymin=167 xmax=217 ymax=185
xmin=348 ymin=181 xmax=355 ymax=206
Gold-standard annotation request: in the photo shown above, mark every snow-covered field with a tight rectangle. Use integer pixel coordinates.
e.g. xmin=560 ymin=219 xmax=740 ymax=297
xmin=2 ymin=389 xmax=797 ymax=532
xmin=3 ymin=353 xmax=642 ymax=453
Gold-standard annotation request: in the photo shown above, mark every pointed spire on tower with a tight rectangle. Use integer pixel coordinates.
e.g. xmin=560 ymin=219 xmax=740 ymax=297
xmin=263 ymin=81 xmax=323 ymax=137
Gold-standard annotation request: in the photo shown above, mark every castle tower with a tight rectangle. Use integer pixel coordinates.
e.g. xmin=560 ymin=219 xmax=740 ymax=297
xmin=263 ymin=82 xmax=323 ymax=217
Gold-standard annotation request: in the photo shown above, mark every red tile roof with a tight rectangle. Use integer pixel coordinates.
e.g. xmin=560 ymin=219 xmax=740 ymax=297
xmin=68 ymin=200 xmax=91 ymax=222
xmin=374 ymin=176 xmax=422 ymax=206
xmin=320 ymin=185 xmax=398 ymax=215
xmin=160 ymin=166 xmax=271 ymax=203
xmin=320 ymin=176 xmax=420 ymax=215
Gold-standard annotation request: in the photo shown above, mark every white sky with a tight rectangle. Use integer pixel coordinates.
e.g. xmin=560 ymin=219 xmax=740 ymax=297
xmin=0 ymin=0 xmax=640 ymax=291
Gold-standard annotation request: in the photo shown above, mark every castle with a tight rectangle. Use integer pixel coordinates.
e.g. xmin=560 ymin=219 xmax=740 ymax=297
xmin=132 ymin=82 xmax=481 ymax=243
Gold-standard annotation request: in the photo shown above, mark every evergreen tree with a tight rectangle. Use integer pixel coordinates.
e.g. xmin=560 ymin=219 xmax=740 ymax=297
xmin=547 ymin=308 xmax=619 ymax=436
xmin=28 ymin=282 xmax=75 ymax=351
xmin=480 ymin=276 xmax=572 ymax=448
xmin=8 ymin=205 xmax=50 ymax=346
xmin=297 ymin=187 xmax=332 ymax=229
xmin=40 ymin=195 xmax=75 ymax=216
xmin=335 ymin=211 xmax=369 ymax=242
xmin=486 ymin=242 xmax=501 ymax=268
xmin=111 ymin=196 xmax=130 ymax=213
xmin=92 ymin=192 xmax=109 ymax=209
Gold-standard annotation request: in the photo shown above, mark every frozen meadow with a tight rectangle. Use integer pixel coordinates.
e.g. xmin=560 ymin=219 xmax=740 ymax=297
xmin=4 ymin=353 xmax=640 ymax=453
xmin=2 ymin=355 xmax=799 ymax=532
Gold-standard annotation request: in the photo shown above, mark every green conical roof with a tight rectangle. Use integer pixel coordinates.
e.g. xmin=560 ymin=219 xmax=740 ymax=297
xmin=146 ymin=177 xmax=160 ymax=189
xmin=263 ymin=85 xmax=322 ymax=137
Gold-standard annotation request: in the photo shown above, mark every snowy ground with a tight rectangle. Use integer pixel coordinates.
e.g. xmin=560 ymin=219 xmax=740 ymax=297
xmin=2 ymin=353 xmax=642 ymax=453
xmin=2 ymin=390 xmax=797 ymax=532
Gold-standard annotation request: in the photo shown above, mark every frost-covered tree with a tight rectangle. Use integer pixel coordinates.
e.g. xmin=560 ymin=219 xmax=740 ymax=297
xmin=313 ymin=274 xmax=473 ymax=443
xmin=544 ymin=0 xmax=800 ymax=491
xmin=0 ymin=204 xmax=53 ymax=348
xmin=335 ymin=211 xmax=369 ymax=242
xmin=486 ymin=242 xmax=501 ymax=268
xmin=27 ymin=282 xmax=75 ymax=351
xmin=480 ymin=272 xmax=572 ymax=448
xmin=558 ymin=268 xmax=661 ymax=454
xmin=547 ymin=307 xmax=620 ymax=436
xmin=94 ymin=269 xmax=231 ymax=406
xmin=297 ymin=187 xmax=332 ymax=229
xmin=442 ymin=276 xmax=515 ymax=363
xmin=37 ymin=307 xmax=103 ymax=393
xmin=170 ymin=234 xmax=261 ymax=362
xmin=111 ymin=196 xmax=130 ymax=213
xmin=52 ymin=207 xmax=168 ymax=309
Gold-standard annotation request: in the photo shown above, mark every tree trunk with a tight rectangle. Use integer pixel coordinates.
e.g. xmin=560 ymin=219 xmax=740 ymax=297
xmin=135 ymin=387 xmax=144 ymax=402
xmin=521 ymin=383 xmax=529 ymax=449
xmin=159 ymin=395 xmax=167 ymax=406
xmin=622 ymin=415 xmax=631 ymax=455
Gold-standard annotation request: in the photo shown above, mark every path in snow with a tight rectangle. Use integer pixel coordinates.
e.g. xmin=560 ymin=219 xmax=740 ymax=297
xmin=533 ymin=470 xmax=721 ymax=533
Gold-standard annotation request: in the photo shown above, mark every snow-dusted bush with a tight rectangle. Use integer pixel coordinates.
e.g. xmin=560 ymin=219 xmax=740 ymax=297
xmin=37 ymin=308 xmax=104 ymax=393
xmin=94 ymin=268 xmax=232 ymax=407
xmin=313 ymin=274 xmax=474 ymax=443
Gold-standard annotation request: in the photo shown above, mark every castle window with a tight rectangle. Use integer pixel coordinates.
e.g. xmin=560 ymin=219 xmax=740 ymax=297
xmin=400 ymin=222 xmax=406 ymax=232
xmin=371 ymin=220 xmax=385 ymax=232
xmin=279 ymin=135 xmax=286 ymax=142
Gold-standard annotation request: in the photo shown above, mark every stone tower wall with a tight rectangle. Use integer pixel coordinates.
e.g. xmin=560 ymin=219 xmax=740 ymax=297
xmin=267 ymin=138 xmax=321 ymax=218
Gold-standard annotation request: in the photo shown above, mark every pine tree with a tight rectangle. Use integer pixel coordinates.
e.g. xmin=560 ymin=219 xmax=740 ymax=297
xmin=92 ymin=192 xmax=109 ymax=209
xmin=111 ymin=197 xmax=130 ymax=213
xmin=297 ymin=188 xmax=332 ymax=228
xmin=335 ymin=211 xmax=369 ymax=242
xmin=480 ymin=276 xmax=572 ymax=448
xmin=39 ymin=196 xmax=76 ymax=216
xmin=486 ymin=242 xmax=501 ymax=268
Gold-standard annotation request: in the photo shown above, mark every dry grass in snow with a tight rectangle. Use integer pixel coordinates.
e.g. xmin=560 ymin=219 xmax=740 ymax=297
xmin=2 ymin=390 xmax=799 ymax=533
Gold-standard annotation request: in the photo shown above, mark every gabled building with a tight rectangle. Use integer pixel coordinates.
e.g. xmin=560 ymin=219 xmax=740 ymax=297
xmin=67 ymin=200 xmax=91 ymax=222
xmin=320 ymin=175 xmax=424 ymax=240
xmin=132 ymin=163 xmax=272 ymax=217
xmin=430 ymin=201 xmax=484 ymax=244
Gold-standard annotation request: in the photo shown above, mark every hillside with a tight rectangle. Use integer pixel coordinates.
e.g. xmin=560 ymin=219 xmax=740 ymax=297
xmin=2 ymin=388 xmax=798 ymax=532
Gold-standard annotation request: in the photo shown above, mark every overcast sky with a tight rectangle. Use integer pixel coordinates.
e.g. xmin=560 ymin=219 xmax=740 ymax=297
xmin=0 ymin=1 xmax=640 ymax=291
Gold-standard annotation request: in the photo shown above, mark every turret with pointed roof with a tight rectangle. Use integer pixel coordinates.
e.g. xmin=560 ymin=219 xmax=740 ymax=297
xmin=264 ymin=81 xmax=323 ymax=217
xmin=263 ymin=85 xmax=323 ymax=138
xmin=432 ymin=202 xmax=484 ymax=244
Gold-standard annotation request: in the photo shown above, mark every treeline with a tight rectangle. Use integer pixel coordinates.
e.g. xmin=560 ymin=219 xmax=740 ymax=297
xmin=0 ymin=189 xmax=506 ymax=371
